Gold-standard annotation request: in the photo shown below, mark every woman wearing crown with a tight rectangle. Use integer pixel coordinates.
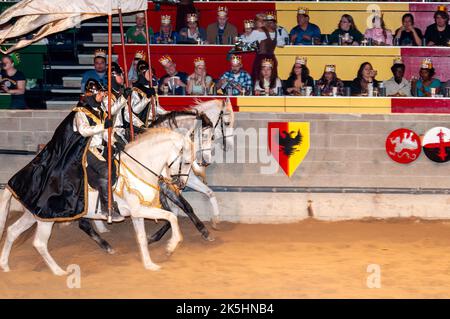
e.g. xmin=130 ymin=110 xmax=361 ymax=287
xmin=411 ymin=58 xmax=441 ymax=97
xmin=1 ymin=53 xmax=26 ymax=109
xmin=317 ymin=64 xmax=344 ymax=96
xmin=284 ymin=57 xmax=314 ymax=96
xmin=254 ymin=58 xmax=282 ymax=96
xmin=179 ymin=13 xmax=207 ymax=44
xmin=187 ymin=57 xmax=213 ymax=95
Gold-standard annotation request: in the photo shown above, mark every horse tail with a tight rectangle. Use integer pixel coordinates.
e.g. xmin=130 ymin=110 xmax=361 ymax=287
xmin=0 ymin=187 xmax=13 ymax=241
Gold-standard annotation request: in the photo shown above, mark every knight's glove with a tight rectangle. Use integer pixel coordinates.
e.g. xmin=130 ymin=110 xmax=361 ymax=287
xmin=123 ymin=87 xmax=132 ymax=99
xmin=104 ymin=118 xmax=113 ymax=129
xmin=144 ymin=87 xmax=156 ymax=98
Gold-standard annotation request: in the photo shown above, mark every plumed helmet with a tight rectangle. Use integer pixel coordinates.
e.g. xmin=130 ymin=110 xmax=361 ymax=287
xmin=137 ymin=59 xmax=149 ymax=74
xmin=84 ymin=78 xmax=106 ymax=95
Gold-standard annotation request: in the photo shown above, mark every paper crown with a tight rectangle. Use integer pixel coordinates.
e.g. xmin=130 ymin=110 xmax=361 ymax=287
xmin=231 ymin=55 xmax=242 ymax=66
xmin=217 ymin=6 xmax=228 ymax=17
xmin=136 ymin=12 xmax=145 ymax=18
xmin=194 ymin=57 xmax=205 ymax=67
xmin=161 ymin=15 xmax=171 ymax=25
xmin=295 ymin=56 xmax=307 ymax=65
xmin=437 ymin=5 xmax=448 ymax=12
xmin=421 ymin=58 xmax=433 ymax=69
xmin=134 ymin=50 xmax=146 ymax=61
xmin=324 ymin=64 xmax=336 ymax=73
xmin=244 ymin=19 xmax=255 ymax=29
xmin=159 ymin=55 xmax=173 ymax=66
xmin=264 ymin=11 xmax=277 ymax=21
xmin=261 ymin=58 xmax=274 ymax=68
xmin=186 ymin=13 xmax=198 ymax=23
xmin=94 ymin=49 xmax=107 ymax=60
xmin=297 ymin=7 xmax=309 ymax=16
xmin=393 ymin=56 xmax=404 ymax=65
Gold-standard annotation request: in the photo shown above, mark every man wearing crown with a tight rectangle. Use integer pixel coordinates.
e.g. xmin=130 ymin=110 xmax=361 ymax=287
xmin=154 ymin=15 xmax=178 ymax=44
xmin=424 ymin=5 xmax=450 ymax=46
xmin=217 ymin=55 xmax=252 ymax=95
xmin=206 ymin=6 xmax=238 ymax=45
xmin=289 ymin=7 xmax=321 ymax=45
xmin=158 ymin=55 xmax=188 ymax=95
xmin=126 ymin=12 xmax=154 ymax=44
xmin=264 ymin=12 xmax=289 ymax=47
xmin=384 ymin=58 xmax=411 ymax=97
xmin=81 ymin=49 xmax=108 ymax=93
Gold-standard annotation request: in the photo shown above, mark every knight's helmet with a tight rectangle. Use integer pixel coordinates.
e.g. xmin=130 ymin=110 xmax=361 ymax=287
xmin=136 ymin=59 xmax=149 ymax=75
xmin=84 ymin=78 xmax=106 ymax=96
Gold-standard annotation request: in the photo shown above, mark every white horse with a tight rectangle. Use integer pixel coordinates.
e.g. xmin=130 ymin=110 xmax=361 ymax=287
xmin=92 ymin=98 xmax=236 ymax=242
xmin=0 ymin=128 xmax=194 ymax=275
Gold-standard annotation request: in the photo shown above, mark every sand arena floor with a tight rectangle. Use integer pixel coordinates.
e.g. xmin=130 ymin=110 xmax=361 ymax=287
xmin=2 ymin=210 xmax=450 ymax=299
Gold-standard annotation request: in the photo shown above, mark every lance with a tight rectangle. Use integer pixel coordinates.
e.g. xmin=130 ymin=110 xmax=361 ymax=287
xmin=118 ymin=5 xmax=135 ymax=141
xmin=107 ymin=10 xmax=113 ymax=224
xmin=143 ymin=9 xmax=157 ymax=123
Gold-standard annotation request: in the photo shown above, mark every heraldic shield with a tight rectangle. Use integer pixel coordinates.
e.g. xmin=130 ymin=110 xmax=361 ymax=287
xmin=268 ymin=122 xmax=310 ymax=177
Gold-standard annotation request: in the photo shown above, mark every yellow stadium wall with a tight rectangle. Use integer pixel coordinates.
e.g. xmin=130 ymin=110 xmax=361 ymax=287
xmin=275 ymin=46 xmax=401 ymax=81
xmin=276 ymin=2 xmax=410 ymax=35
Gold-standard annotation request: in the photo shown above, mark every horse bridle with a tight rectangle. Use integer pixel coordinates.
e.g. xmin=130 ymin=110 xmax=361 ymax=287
xmin=213 ymin=110 xmax=233 ymax=151
xmin=168 ymin=145 xmax=193 ymax=190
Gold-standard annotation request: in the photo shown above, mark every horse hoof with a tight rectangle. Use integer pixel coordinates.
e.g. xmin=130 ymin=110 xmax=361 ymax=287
xmin=53 ymin=269 xmax=68 ymax=276
xmin=202 ymin=233 xmax=215 ymax=242
xmin=1 ymin=264 xmax=10 ymax=272
xmin=145 ymin=263 xmax=161 ymax=271
xmin=166 ymin=241 xmax=181 ymax=256
xmin=107 ymin=247 xmax=116 ymax=255
xmin=211 ymin=218 xmax=221 ymax=231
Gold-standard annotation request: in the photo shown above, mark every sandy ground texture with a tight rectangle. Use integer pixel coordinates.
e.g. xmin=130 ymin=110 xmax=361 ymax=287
xmin=2 ymin=210 xmax=450 ymax=299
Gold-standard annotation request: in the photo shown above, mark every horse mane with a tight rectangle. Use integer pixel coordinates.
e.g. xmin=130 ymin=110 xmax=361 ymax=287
xmin=126 ymin=127 xmax=179 ymax=148
xmin=150 ymin=110 xmax=213 ymax=128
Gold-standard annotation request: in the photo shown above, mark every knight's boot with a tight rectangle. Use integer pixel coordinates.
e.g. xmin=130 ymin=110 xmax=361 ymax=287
xmin=99 ymin=191 xmax=125 ymax=222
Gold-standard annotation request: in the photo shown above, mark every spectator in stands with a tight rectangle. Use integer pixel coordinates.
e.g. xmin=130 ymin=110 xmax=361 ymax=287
xmin=442 ymin=80 xmax=450 ymax=96
xmin=245 ymin=13 xmax=278 ymax=80
xmin=329 ymin=14 xmax=363 ymax=45
xmin=264 ymin=12 xmax=289 ymax=47
xmin=176 ymin=0 xmax=197 ymax=32
xmin=206 ymin=6 xmax=238 ymax=45
xmin=393 ymin=13 xmax=423 ymax=46
xmin=217 ymin=55 xmax=253 ymax=96
xmin=350 ymin=62 xmax=379 ymax=96
xmin=128 ymin=50 xmax=146 ymax=84
xmin=0 ymin=53 xmax=26 ymax=109
xmin=317 ymin=64 xmax=344 ymax=96
xmin=179 ymin=13 xmax=207 ymax=44
xmin=284 ymin=57 xmax=314 ymax=96
xmin=289 ymin=7 xmax=321 ymax=45
xmin=239 ymin=20 xmax=255 ymax=42
xmin=383 ymin=57 xmax=412 ymax=97
xmin=158 ymin=55 xmax=188 ymax=95
xmin=364 ymin=14 xmax=393 ymax=46
xmin=254 ymin=58 xmax=282 ymax=96
xmin=126 ymin=13 xmax=154 ymax=44
xmin=187 ymin=57 xmax=213 ymax=95
xmin=411 ymin=58 xmax=441 ymax=97
xmin=81 ymin=49 xmax=107 ymax=93
xmin=424 ymin=6 xmax=450 ymax=46
xmin=154 ymin=15 xmax=178 ymax=44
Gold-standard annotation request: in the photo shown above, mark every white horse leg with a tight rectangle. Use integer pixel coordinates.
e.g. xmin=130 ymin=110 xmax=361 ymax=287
xmin=0 ymin=188 xmax=13 ymax=240
xmin=0 ymin=211 xmax=36 ymax=272
xmin=131 ymin=217 xmax=161 ymax=271
xmin=33 ymin=221 xmax=67 ymax=276
xmin=186 ymin=172 xmax=221 ymax=230
xmin=93 ymin=220 xmax=110 ymax=233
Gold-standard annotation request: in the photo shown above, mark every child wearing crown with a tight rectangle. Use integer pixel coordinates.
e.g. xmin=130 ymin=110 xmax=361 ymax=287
xmin=424 ymin=5 xmax=450 ymax=46
xmin=206 ymin=6 xmax=238 ymax=45
xmin=411 ymin=58 xmax=442 ymax=97
xmin=154 ymin=15 xmax=179 ymax=44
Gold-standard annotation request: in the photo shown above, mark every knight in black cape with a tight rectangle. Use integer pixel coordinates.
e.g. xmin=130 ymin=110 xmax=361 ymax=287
xmin=7 ymin=79 xmax=123 ymax=222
